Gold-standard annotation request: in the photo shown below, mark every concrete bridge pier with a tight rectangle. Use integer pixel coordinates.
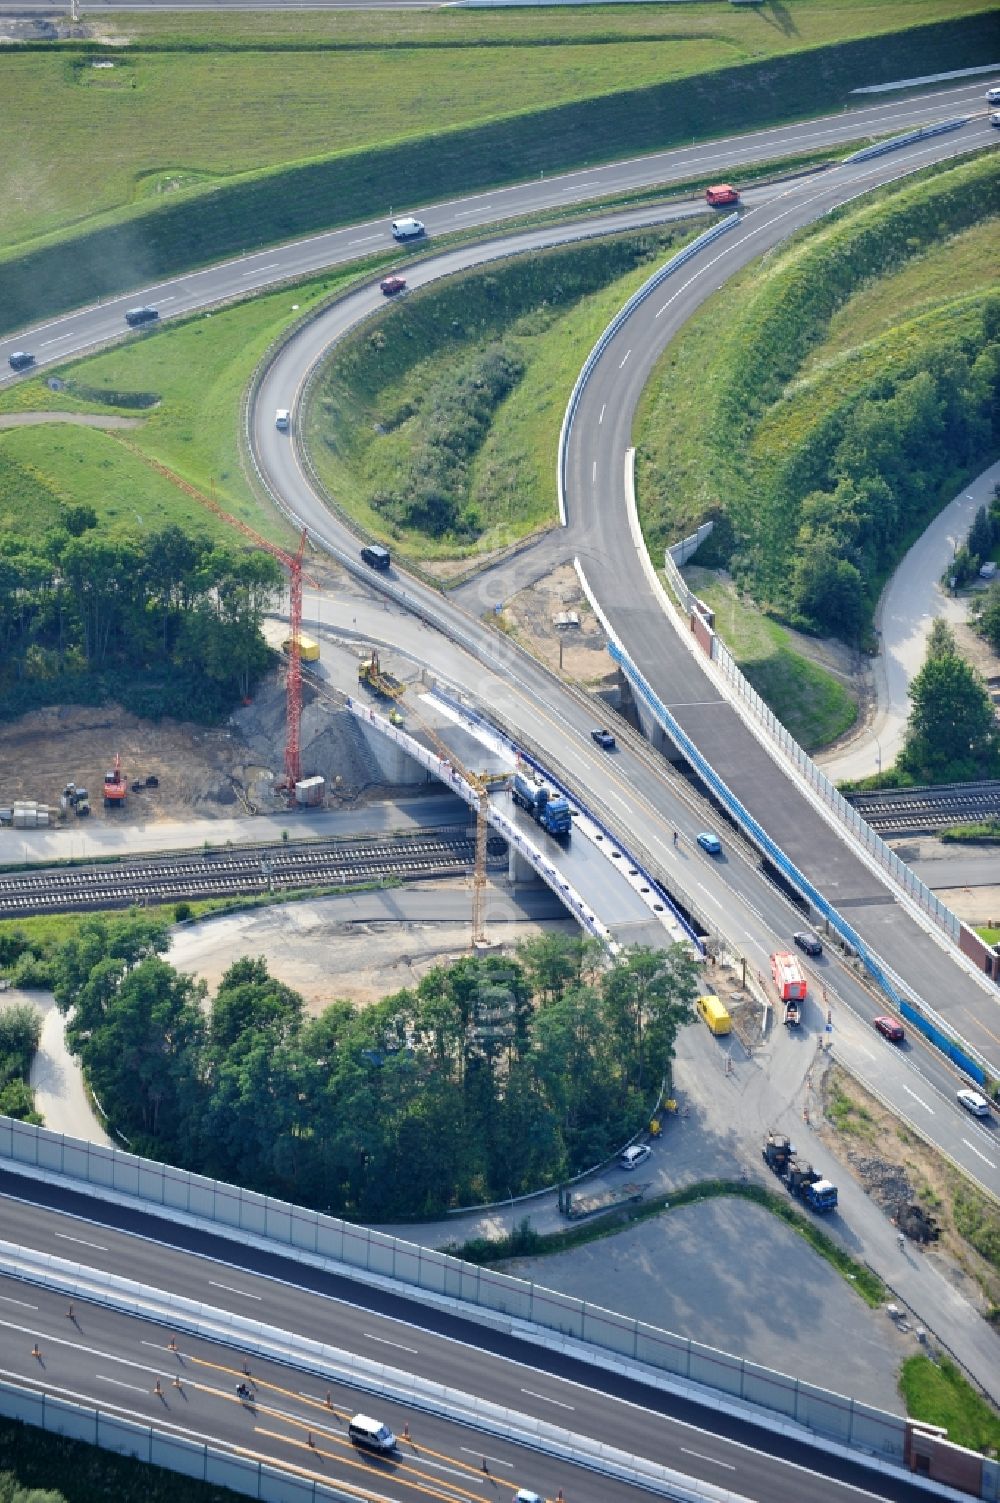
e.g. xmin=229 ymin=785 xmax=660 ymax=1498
xmin=354 ymin=718 xmax=430 ymax=785
xmin=508 ymin=846 xmax=536 ymax=884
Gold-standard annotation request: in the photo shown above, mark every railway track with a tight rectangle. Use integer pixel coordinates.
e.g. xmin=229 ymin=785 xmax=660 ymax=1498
xmin=0 ymin=830 xmax=508 ymax=918
xmin=845 ymin=781 xmax=1000 ymax=835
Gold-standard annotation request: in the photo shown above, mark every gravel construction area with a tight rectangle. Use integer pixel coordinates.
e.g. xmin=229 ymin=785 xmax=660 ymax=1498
xmin=168 ymin=885 xmax=575 ymax=1011
xmin=504 ymin=1197 xmax=912 ymax=1413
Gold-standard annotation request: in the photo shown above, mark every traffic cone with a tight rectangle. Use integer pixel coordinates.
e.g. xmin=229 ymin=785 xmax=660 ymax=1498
xmin=168 ymin=1337 xmax=177 ymax=1352
xmin=307 ymin=1431 xmax=315 ymax=1448
xmin=31 ymin=1343 xmax=41 ymax=1360
xmin=325 ymin=1391 xmax=332 ymax=1409
xmin=154 ymin=1378 xmax=163 ymax=1397
xmin=481 ymin=1457 xmax=489 ymax=1474
xmin=66 ymin=1303 xmax=74 ymax=1320
xmin=403 ymin=1421 xmax=410 ymax=1443
xmin=173 ymin=1375 xmax=183 ymax=1390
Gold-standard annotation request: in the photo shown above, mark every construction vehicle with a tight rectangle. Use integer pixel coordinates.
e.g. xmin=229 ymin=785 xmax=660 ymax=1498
xmin=706 ymin=184 xmax=740 ymax=207
xmin=511 ymin=768 xmax=572 ymax=841
xmin=358 ymin=649 xmax=404 ymax=700
xmin=282 ymin=633 xmax=320 ymax=662
xmin=103 ymin=755 xmax=127 ymax=809
xmin=61 ymin=784 xmax=91 ymax=818
xmin=762 ymin=1133 xmax=837 ymax=1211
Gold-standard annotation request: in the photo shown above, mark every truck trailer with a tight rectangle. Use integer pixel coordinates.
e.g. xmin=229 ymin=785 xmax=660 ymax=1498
xmin=511 ymin=770 xmax=572 ymax=840
xmin=762 ymin=1133 xmax=837 ymax=1212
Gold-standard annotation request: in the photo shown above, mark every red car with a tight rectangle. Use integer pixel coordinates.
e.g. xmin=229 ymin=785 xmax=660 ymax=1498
xmin=873 ymin=1016 xmax=904 ymax=1043
xmin=380 ymin=276 xmax=406 ymax=297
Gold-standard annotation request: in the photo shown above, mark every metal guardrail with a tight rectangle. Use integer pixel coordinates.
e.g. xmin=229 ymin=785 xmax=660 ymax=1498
xmin=556 ymin=213 xmax=739 ymax=525
xmin=843 ymin=117 xmax=970 ymax=163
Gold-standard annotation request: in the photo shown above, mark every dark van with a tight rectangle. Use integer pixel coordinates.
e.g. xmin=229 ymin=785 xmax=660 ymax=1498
xmin=347 ymin=1414 xmax=396 ymax=1453
xmin=124 ymin=306 xmax=159 ymax=327
xmin=361 ymin=544 xmax=391 ymax=572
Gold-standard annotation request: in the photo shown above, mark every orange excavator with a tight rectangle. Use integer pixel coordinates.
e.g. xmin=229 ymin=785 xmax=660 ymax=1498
xmin=103 ymin=753 xmax=127 ymax=809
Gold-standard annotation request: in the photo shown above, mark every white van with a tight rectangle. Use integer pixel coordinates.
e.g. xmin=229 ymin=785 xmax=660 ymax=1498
xmin=275 ymin=409 xmax=290 ymax=432
xmin=986 ymin=86 xmax=1000 ymax=105
xmin=391 ymin=216 xmax=425 ymax=241
xmin=347 ymin=1414 xmax=396 ymax=1453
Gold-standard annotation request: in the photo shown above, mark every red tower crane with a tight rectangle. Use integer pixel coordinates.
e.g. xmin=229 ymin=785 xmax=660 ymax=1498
xmin=108 ymin=438 xmax=312 ymax=790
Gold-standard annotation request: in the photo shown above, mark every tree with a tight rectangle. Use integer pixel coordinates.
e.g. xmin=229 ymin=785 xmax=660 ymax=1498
xmin=80 ymin=956 xmax=206 ymax=1150
xmin=972 ymin=580 xmax=1000 ymax=654
xmin=899 ymin=638 xmax=999 ymax=783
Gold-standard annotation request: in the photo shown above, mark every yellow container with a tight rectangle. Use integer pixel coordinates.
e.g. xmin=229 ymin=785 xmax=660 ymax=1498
xmin=282 ymin=633 xmax=320 ymax=662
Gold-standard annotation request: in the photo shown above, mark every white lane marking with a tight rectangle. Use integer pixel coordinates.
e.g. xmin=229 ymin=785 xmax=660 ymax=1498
xmin=97 ymin=1375 xmax=149 ymax=1395
xmin=858 ymin=1046 xmax=876 ymax=1061
xmin=242 ymin=263 xmax=279 ymax=277
xmin=599 ymin=403 xmax=606 ymax=424
xmin=39 ymin=335 xmax=73 ymax=348
xmin=963 ymin=1138 xmax=997 ymax=1169
xmin=363 ymin=1331 xmax=419 ymax=1354
xmin=0 ymin=1295 xmax=37 ymax=1310
xmin=455 ymin=207 xmax=491 ymax=218
xmin=156 ymin=296 xmax=176 ymax=304
xmin=592 ymin=461 xmax=597 ymax=483
xmin=619 ymin=349 xmax=631 ymax=369
xmin=606 ymin=790 xmax=632 ymax=812
xmin=348 ymin=234 xmax=381 ymax=245
xmin=209 ymin=1280 xmax=262 ymax=1301
xmin=522 ymin=1387 xmax=574 ymax=1410
xmin=461 ymin=1447 xmax=513 ymax=1469
xmin=901 ymin=1084 xmax=933 ymax=1113
xmin=54 ymin=1232 xmax=106 ymax=1250
xmin=681 ymin=1447 xmax=736 ymax=1470
xmin=140 ymin=1339 xmax=173 ymax=1353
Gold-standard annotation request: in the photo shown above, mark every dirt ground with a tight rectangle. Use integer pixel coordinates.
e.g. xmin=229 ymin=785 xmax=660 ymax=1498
xmin=0 ymin=703 xmax=249 ymax=824
xmin=817 ymin=1064 xmax=1000 ymax=1317
xmin=168 ymin=891 xmax=575 ymax=1013
xmin=499 ymin=562 xmax=618 ymax=686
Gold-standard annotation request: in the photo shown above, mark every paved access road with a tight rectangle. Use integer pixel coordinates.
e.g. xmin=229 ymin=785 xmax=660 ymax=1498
xmin=820 ymin=458 xmax=1000 ymax=784
xmin=0 ymin=1186 xmax=942 ymax=1503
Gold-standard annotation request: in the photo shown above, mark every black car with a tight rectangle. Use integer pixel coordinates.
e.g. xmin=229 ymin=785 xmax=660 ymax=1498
xmin=793 ymin=930 xmax=823 ymax=957
xmin=8 ymin=351 xmax=35 ymax=372
xmin=591 ymin=728 xmax=616 ymax=750
xmin=124 ymin=306 xmax=159 ymax=327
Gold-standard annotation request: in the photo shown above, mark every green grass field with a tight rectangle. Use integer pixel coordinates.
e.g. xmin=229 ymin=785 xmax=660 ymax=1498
xmin=683 ymin=569 xmax=858 ymax=750
xmin=2 ymin=0 xmax=987 ymax=256
xmin=0 ymin=4 xmax=994 ymax=336
xmin=0 ymin=257 xmax=390 ymax=546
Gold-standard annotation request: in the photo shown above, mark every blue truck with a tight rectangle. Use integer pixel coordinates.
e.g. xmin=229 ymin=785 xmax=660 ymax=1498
xmin=511 ymin=770 xmax=572 ymax=840
xmin=762 ymin=1133 xmax=838 ymax=1213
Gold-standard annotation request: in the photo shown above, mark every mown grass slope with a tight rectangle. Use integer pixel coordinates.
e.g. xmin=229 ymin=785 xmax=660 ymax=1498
xmin=0 ymin=5 xmax=993 ymax=335
xmin=636 ymin=152 xmax=1000 ymax=643
xmin=0 ymin=258 xmax=387 ymax=546
xmin=305 ymin=225 xmax=694 ymax=564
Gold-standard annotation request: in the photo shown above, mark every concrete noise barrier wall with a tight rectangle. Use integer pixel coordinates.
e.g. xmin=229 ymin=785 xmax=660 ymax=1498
xmin=0 ymin=1114 xmax=908 ymax=1466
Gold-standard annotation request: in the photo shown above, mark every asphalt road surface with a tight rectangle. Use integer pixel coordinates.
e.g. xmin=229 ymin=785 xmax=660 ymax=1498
xmin=0 ymin=1188 xmax=943 ymax=1502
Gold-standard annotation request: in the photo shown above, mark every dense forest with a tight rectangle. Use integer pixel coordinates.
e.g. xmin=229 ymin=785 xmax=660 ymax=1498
xmin=50 ymin=920 xmax=697 ymax=1218
xmin=0 ymin=520 xmax=281 ymax=722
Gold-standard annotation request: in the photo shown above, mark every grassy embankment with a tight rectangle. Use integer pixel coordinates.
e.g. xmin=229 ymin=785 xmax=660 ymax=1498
xmin=684 ymin=567 xmax=857 ymax=752
xmin=0 ymin=259 xmax=390 ymax=546
xmin=0 ymin=5 xmax=994 ymax=335
xmin=304 ymin=224 xmax=696 ymax=567
xmin=636 ymin=155 xmax=1000 ymax=746
xmin=900 ymin=1357 xmax=1000 ymax=1453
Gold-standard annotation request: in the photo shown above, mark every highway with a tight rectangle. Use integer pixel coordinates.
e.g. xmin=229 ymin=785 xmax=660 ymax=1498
xmin=1 ymin=82 xmax=990 ymax=363
xmin=0 ymin=1186 xmax=941 ymax=1503
xmin=561 ymin=120 xmax=1000 ymax=1075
